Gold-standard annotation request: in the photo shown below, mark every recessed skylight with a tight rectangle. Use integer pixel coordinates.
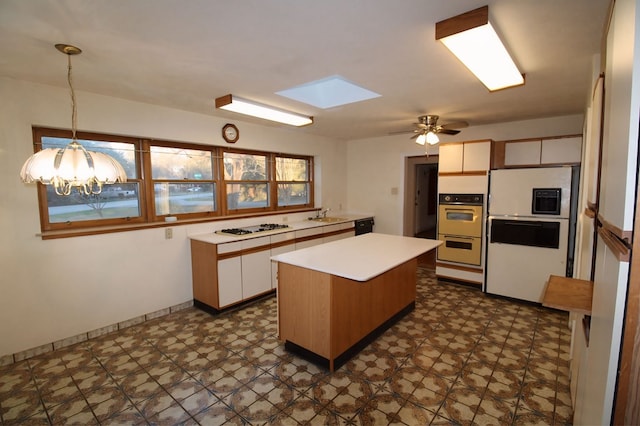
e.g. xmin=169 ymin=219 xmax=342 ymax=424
xmin=276 ymin=75 xmax=381 ymax=109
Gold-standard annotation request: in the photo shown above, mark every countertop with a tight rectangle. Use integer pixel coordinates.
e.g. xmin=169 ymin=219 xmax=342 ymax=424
xmin=188 ymin=214 xmax=371 ymax=245
xmin=271 ymin=233 xmax=442 ymax=282
xmin=542 ymin=275 xmax=593 ymax=315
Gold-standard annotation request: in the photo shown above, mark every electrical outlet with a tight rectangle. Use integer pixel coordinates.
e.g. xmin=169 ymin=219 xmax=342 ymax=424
xmin=165 ymin=228 xmax=173 ymax=239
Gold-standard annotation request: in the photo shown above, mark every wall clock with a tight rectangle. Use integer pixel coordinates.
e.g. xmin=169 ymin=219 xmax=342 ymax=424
xmin=222 ymin=123 xmax=239 ymax=144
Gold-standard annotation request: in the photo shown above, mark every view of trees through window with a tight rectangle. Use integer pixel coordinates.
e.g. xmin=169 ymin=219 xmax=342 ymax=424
xmin=42 ymin=136 xmax=140 ymax=223
xmin=276 ymin=156 xmax=310 ymax=207
xmin=151 ymin=146 xmax=216 ymax=216
xmin=33 ymin=128 xmax=313 ymax=233
xmin=224 ymin=152 xmax=268 ymax=210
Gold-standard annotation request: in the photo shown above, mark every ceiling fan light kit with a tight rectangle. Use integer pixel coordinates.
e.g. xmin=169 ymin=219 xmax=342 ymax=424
xmin=215 ymin=94 xmax=313 ymax=127
xmin=436 ymin=6 xmax=524 ymax=91
xmin=415 ymin=130 xmax=439 ymax=145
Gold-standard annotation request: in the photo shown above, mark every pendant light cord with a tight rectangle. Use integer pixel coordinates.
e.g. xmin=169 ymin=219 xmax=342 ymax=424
xmin=67 ymin=53 xmax=78 ymax=141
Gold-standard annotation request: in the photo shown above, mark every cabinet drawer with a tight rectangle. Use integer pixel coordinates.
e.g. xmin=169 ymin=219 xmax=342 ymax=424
xmin=217 ymin=241 xmax=243 ymax=254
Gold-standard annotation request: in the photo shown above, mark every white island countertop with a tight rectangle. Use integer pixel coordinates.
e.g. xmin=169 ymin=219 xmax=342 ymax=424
xmin=271 ymin=233 xmax=442 ymax=282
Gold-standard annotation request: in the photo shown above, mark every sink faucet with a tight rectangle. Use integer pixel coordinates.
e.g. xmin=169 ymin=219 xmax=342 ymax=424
xmin=315 ymin=208 xmax=331 ymax=218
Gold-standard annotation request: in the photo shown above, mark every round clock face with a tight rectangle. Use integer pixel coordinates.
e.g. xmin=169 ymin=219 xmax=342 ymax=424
xmin=223 ymin=123 xmax=239 ymax=143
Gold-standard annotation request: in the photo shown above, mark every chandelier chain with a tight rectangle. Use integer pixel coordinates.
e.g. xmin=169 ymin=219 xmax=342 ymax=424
xmin=67 ymin=54 xmax=78 ymax=140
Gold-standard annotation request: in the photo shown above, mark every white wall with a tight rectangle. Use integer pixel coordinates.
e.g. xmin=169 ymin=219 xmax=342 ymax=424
xmin=0 ymin=77 xmax=346 ymax=358
xmin=345 ymin=115 xmax=585 ymax=235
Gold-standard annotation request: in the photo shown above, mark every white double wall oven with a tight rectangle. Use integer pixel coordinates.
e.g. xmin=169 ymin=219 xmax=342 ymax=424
xmin=485 ymin=166 xmax=577 ymax=302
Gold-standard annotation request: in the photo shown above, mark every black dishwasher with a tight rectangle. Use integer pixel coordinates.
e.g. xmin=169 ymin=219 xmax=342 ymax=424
xmin=355 ymin=217 xmax=375 ymax=235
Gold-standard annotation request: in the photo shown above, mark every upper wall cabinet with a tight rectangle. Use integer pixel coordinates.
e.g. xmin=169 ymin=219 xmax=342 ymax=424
xmin=541 ymin=137 xmax=583 ymax=164
xmin=495 ymin=135 xmax=583 ymax=168
xmin=439 ymin=140 xmax=492 ymax=174
xmin=504 ymin=140 xmax=541 ymax=166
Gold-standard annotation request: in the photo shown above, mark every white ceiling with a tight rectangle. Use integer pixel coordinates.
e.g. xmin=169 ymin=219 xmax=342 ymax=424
xmin=0 ymin=0 xmax=610 ymax=141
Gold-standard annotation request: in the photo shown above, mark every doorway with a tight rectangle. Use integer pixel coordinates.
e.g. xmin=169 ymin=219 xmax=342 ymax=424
xmin=404 ymin=156 xmax=439 ymax=268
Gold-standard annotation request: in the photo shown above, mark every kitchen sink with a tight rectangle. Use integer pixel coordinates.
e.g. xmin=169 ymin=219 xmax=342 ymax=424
xmin=308 ymin=217 xmax=348 ymax=223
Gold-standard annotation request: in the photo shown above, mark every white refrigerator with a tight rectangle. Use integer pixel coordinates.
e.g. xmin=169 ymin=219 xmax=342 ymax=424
xmin=485 ymin=167 xmax=576 ymax=303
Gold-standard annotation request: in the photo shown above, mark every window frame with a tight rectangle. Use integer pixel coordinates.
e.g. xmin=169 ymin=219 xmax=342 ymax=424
xmin=221 ymin=148 xmax=272 ymax=215
xmin=31 ymin=127 xmax=314 ymax=236
xmin=273 ymin=153 xmax=314 ymax=209
xmin=143 ymin=139 xmax=222 ymax=222
xmin=33 ymin=127 xmax=146 ymax=232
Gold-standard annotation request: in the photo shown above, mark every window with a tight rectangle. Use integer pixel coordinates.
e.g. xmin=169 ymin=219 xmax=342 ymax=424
xmin=223 ymin=151 xmax=269 ymax=212
xmin=34 ymin=128 xmax=144 ymax=231
xmin=149 ymin=143 xmax=217 ymax=218
xmin=31 ymin=127 xmax=313 ymax=235
xmin=276 ymin=156 xmax=312 ymax=207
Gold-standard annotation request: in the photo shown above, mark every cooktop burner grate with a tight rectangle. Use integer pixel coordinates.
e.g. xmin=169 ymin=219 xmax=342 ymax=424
xmin=216 ymin=223 xmax=289 ymax=236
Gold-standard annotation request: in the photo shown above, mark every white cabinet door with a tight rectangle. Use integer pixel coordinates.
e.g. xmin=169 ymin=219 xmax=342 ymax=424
xmin=504 ymin=140 xmax=541 ymax=166
xmin=541 ymin=137 xmax=582 ymax=164
xmin=462 ymin=141 xmax=491 ymax=172
xmin=217 ymin=257 xmax=242 ymax=307
xmin=242 ymin=250 xmax=271 ymax=299
xmin=438 ymin=143 xmax=464 ymax=173
xmin=241 ymin=236 xmax=272 ymax=299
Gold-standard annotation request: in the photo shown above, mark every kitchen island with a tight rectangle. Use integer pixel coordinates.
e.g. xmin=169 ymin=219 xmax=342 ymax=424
xmin=272 ymin=233 xmax=441 ymax=371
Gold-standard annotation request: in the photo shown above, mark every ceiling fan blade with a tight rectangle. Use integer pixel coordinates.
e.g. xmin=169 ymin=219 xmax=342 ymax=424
xmin=439 ymin=129 xmax=461 ymax=135
xmin=441 ymin=121 xmax=469 ymax=130
xmin=409 ymin=133 xmax=420 ymax=139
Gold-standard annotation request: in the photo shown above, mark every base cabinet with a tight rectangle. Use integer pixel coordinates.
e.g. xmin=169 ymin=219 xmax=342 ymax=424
xmin=191 ymin=221 xmax=358 ymax=311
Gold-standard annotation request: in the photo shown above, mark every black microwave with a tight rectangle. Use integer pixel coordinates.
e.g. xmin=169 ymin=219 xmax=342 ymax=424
xmin=532 ymin=188 xmax=561 ymax=215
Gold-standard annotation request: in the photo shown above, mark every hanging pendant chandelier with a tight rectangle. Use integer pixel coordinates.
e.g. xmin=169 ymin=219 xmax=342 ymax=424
xmin=19 ymin=44 xmax=127 ymax=196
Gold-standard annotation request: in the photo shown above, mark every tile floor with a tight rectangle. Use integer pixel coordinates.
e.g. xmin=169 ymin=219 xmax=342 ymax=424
xmin=0 ymin=268 xmax=573 ymax=425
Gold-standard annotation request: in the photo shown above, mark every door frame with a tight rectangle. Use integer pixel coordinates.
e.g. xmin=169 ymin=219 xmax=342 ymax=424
xmin=403 ymin=155 xmax=439 ymax=237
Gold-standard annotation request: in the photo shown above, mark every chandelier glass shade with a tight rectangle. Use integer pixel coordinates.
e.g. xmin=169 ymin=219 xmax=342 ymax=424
xmin=19 ymin=141 xmax=127 ymax=196
xmin=19 ymin=44 xmax=127 ymax=195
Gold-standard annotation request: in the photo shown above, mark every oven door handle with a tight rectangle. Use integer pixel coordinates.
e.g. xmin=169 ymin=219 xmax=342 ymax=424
xmin=444 ymin=207 xmax=476 ymax=213
xmin=442 ymin=235 xmax=476 ymax=240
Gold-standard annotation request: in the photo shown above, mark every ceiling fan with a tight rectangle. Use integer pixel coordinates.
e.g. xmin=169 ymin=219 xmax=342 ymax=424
xmin=397 ymin=115 xmax=469 ymax=145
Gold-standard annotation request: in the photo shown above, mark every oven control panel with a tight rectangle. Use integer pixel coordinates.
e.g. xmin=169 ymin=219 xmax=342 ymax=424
xmin=439 ymin=193 xmax=483 ymax=205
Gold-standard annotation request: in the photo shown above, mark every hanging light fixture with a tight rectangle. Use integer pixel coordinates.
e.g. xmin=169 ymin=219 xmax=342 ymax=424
xmin=20 ymin=44 xmax=127 ymax=196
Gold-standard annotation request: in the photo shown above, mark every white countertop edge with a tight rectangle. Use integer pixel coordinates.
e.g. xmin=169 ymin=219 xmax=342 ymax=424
xmin=271 ymin=233 xmax=442 ymax=282
xmin=188 ymin=214 xmax=372 ymax=244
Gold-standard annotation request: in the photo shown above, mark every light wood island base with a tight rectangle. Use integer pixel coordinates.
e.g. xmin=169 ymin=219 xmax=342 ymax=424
xmin=277 ymin=258 xmax=417 ymax=371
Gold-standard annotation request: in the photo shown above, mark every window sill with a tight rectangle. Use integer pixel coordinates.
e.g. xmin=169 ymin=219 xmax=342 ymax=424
xmin=38 ymin=207 xmax=319 ymax=240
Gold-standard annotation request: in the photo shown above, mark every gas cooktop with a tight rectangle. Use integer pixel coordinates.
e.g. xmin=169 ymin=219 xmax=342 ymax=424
xmin=216 ymin=223 xmax=289 ymax=236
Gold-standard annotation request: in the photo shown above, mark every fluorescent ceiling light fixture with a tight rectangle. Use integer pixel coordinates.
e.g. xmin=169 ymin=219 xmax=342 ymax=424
xmin=215 ymin=94 xmax=313 ymax=127
xmin=276 ymin=75 xmax=381 ymax=109
xmin=436 ymin=6 xmax=524 ymax=91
